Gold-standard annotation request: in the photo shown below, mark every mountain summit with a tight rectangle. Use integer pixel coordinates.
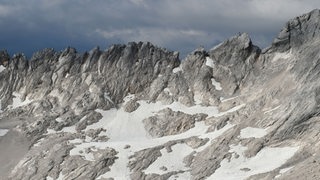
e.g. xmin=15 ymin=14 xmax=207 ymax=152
xmin=1 ymin=9 xmax=320 ymax=180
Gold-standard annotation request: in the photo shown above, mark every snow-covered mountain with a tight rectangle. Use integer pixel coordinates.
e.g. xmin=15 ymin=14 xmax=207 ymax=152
xmin=1 ymin=9 xmax=320 ymax=180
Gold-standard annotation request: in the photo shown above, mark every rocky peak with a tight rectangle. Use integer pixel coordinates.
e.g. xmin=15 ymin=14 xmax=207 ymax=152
xmin=209 ymin=33 xmax=259 ymax=65
xmin=272 ymin=9 xmax=320 ymax=52
xmin=0 ymin=50 xmax=10 ymax=66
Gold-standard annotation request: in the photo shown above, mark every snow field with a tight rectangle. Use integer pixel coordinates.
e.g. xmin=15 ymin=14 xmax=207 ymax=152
xmin=0 ymin=129 xmax=9 ymax=136
xmin=70 ymin=95 xmax=245 ymax=179
xmin=209 ymin=144 xmax=299 ymax=180
xmin=239 ymin=127 xmax=268 ymax=139
xmin=205 ymin=57 xmax=215 ymax=68
xmin=211 ymin=78 xmax=222 ymax=91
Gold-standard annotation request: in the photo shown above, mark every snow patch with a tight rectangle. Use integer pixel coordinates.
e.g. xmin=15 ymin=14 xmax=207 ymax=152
xmin=239 ymin=127 xmax=268 ymax=139
xmin=210 ymin=144 xmax=299 ymax=180
xmin=221 ymin=96 xmax=239 ymax=102
xmin=57 ymin=172 xmax=65 ymax=180
xmin=211 ymin=42 xmax=224 ymax=51
xmin=264 ymin=105 xmax=281 ymax=114
xmin=205 ymin=57 xmax=215 ymax=68
xmin=9 ymin=92 xmax=32 ymax=109
xmin=211 ymin=78 xmax=222 ymax=90
xmin=123 ymin=93 xmax=135 ymax=103
xmin=0 ymin=65 xmax=5 ymax=73
xmin=46 ymin=176 xmax=54 ymax=180
xmin=0 ymin=129 xmax=9 ymax=136
xmin=60 ymin=125 xmax=77 ymax=134
xmin=172 ymin=66 xmax=182 ymax=73
xmin=216 ymin=104 xmax=246 ymax=117
xmin=55 ymin=118 xmax=64 ymax=123
xmin=69 ymin=139 xmax=83 ymax=144
xmin=272 ymin=51 xmax=292 ymax=62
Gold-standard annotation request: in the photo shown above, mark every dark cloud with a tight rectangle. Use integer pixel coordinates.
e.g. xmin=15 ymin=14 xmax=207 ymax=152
xmin=0 ymin=0 xmax=320 ymax=58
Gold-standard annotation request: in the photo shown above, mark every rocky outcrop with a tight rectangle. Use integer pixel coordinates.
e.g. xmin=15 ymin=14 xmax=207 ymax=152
xmin=272 ymin=9 xmax=320 ymax=52
xmin=143 ymin=108 xmax=206 ymax=137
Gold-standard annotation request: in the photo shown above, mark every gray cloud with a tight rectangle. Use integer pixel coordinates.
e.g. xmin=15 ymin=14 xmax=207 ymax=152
xmin=0 ymin=0 xmax=320 ymax=58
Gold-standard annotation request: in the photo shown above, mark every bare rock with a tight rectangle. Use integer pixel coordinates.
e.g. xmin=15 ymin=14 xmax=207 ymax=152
xmin=143 ymin=108 xmax=196 ymax=137
xmin=124 ymin=99 xmax=140 ymax=112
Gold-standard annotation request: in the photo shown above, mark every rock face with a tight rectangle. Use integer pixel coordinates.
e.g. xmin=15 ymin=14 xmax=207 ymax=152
xmin=2 ymin=9 xmax=320 ymax=180
xmin=143 ymin=108 xmax=206 ymax=137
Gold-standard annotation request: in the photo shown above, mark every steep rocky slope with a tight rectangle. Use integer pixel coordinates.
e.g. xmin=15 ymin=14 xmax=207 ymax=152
xmin=1 ymin=9 xmax=320 ymax=180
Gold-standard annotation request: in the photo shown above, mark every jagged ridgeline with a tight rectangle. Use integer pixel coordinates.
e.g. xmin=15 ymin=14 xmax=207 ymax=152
xmin=1 ymin=9 xmax=320 ymax=180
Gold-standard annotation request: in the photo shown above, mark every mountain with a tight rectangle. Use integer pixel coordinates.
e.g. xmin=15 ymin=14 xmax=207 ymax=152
xmin=1 ymin=9 xmax=320 ymax=180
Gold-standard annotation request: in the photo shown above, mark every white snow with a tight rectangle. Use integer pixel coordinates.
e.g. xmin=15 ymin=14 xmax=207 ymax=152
xmin=272 ymin=51 xmax=292 ymax=62
xmin=264 ymin=105 xmax=281 ymax=114
xmin=69 ymin=138 xmax=83 ymax=144
xmin=80 ymin=150 xmax=95 ymax=161
xmin=9 ymin=92 xmax=32 ymax=109
xmin=46 ymin=128 xmax=58 ymax=134
xmin=0 ymin=129 xmax=9 ymax=136
xmin=239 ymin=127 xmax=268 ymax=139
xmin=89 ymin=121 xmax=234 ymax=180
xmin=216 ymin=104 xmax=246 ymax=117
xmin=69 ymin=95 xmax=246 ymax=179
xmin=55 ymin=118 xmax=64 ymax=123
xmin=46 ymin=176 xmax=54 ymax=180
xmin=275 ymin=166 xmax=294 ymax=178
xmin=82 ymin=119 xmax=235 ymax=179
xmin=211 ymin=78 xmax=222 ymax=90
xmin=209 ymin=144 xmax=299 ymax=180
xmin=85 ymin=100 xmax=225 ymax=141
xmin=172 ymin=66 xmax=182 ymax=73
xmin=221 ymin=96 xmax=239 ymax=102
xmin=57 ymin=172 xmax=65 ymax=180
xmin=0 ymin=65 xmax=5 ymax=73
xmin=205 ymin=57 xmax=215 ymax=68
xmin=123 ymin=93 xmax=135 ymax=103
xmin=144 ymin=143 xmax=193 ymax=175
xmin=60 ymin=125 xmax=77 ymax=134
xmin=210 ymin=42 xmax=224 ymax=51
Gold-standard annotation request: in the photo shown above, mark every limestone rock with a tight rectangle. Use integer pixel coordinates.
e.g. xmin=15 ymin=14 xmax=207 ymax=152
xmin=2 ymin=9 xmax=320 ymax=180
xmin=143 ymin=108 xmax=197 ymax=137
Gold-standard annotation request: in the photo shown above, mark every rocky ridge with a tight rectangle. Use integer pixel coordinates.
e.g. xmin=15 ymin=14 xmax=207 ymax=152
xmin=1 ymin=9 xmax=320 ymax=180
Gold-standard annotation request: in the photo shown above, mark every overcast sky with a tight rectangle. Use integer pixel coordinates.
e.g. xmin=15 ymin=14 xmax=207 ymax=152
xmin=0 ymin=0 xmax=320 ymax=58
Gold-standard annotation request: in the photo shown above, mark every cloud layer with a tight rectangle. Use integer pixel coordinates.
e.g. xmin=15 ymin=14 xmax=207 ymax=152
xmin=0 ymin=0 xmax=320 ymax=58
